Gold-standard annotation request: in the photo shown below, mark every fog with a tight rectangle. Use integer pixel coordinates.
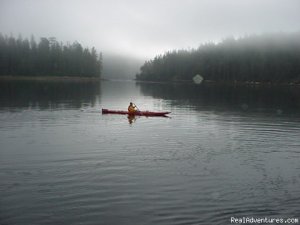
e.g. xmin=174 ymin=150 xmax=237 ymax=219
xmin=1 ymin=0 xmax=300 ymax=78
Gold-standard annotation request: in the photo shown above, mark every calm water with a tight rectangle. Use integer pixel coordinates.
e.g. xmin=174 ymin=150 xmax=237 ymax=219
xmin=0 ymin=80 xmax=300 ymax=225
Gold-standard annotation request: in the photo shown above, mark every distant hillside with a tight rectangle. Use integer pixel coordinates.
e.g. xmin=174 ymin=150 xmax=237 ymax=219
xmin=102 ymin=53 xmax=145 ymax=80
xmin=136 ymin=32 xmax=300 ymax=84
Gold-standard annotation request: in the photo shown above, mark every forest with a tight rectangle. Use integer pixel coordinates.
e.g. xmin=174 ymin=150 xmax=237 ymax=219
xmin=0 ymin=34 xmax=102 ymax=78
xmin=136 ymin=33 xmax=300 ymax=84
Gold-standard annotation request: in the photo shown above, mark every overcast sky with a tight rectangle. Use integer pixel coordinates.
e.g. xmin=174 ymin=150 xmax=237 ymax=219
xmin=1 ymin=0 xmax=299 ymax=59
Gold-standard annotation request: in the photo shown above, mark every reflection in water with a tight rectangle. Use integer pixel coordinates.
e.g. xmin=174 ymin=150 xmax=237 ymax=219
xmin=0 ymin=80 xmax=101 ymax=109
xmin=127 ymin=115 xmax=136 ymax=124
xmin=137 ymin=82 xmax=300 ymax=115
xmin=100 ymin=80 xmax=142 ymax=109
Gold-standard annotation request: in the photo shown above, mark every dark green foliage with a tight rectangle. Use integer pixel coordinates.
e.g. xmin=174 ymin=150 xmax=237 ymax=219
xmin=0 ymin=34 xmax=102 ymax=77
xmin=136 ymin=33 xmax=300 ymax=83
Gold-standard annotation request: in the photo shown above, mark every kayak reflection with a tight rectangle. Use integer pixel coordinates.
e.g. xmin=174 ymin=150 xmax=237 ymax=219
xmin=127 ymin=115 xmax=136 ymax=124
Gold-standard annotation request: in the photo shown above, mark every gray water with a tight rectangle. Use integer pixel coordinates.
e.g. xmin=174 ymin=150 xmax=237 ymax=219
xmin=0 ymin=80 xmax=300 ymax=225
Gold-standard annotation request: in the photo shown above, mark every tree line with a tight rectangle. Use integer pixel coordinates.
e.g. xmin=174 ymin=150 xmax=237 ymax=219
xmin=0 ymin=34 xmax=102 ymax=77
xmin=136 ymin=33 xmax=300 ymax=84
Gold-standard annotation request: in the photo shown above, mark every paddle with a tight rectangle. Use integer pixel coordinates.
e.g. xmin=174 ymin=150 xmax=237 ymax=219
xmin=133 ymin=103 xmax=140 ymax=112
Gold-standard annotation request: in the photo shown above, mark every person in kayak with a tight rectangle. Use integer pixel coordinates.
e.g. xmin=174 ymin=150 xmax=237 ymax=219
xmin=128 ymin=102 xmax=138 ymax=114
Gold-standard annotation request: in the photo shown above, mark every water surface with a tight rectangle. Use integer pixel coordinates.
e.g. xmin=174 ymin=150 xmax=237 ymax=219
xmin=1 ymin=80 xmax=300 ymax=225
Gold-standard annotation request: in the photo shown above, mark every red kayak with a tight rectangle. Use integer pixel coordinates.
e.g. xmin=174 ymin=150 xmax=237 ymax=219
xmin=102 ymin=109 xmax=170 ymax=117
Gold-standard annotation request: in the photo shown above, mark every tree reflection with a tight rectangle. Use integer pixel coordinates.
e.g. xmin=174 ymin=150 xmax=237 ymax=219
xmin=0 ymin=80 xmax=101 ymax=109
xmin=137 ymin=82 xmax=300 ymax=115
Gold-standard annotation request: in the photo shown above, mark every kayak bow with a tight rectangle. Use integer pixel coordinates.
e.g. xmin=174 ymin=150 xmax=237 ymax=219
xmin=102 ymin=108 xmax=170 ymax=117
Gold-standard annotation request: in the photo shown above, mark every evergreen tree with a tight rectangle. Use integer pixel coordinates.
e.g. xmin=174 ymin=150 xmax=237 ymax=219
xmin=136 ymin=33 xmax=300 ymax=84
xmin=0 ymin=34 xmax=102 ymax=78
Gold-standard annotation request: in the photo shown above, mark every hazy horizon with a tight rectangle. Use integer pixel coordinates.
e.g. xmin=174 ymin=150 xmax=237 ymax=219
xmin=1 ymin=0 xmax=300 ymax=60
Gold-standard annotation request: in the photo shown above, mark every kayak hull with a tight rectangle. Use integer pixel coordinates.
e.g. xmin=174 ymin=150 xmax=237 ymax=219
xmin=102 ymin=109 xmax=170 ymax=117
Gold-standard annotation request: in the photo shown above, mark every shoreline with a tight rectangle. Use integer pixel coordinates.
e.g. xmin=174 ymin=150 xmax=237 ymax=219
xmin=135 ymin=79 xmax=300 ymax=87
xmin=0 ymin=76 xmax=103 ymax=82
xmin=1 ymin=76 xmax=300 ymax=87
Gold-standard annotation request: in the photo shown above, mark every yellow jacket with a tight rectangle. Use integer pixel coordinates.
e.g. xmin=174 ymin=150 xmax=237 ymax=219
xmin=128 ymin=105 xmax=136 ymax=113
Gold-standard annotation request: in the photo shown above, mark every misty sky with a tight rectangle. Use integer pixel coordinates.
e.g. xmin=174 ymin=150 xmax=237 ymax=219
xmin=1 ymin=0 xmax=300 ymax=59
